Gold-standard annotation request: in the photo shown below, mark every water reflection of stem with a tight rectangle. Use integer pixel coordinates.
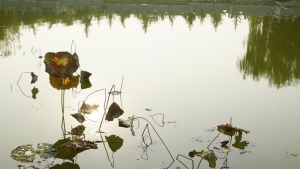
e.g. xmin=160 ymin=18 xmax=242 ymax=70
xmin=207 ymin=132 xmax=221 ymax=149
xmin=176 ymin=154 xmax=194 ymax=169
xmin=149 ymin=113 xmax=165 ymax=127
xmin=99 ymin=132 xmax=112 ymax=166
xmin=142 ymin=124 xmax=153 ymax=145
xmin=134 ymin=116 xmax=174 ymax=168
xmin=99 ymin=85 xmax=115 ymax=131
xmin=61 ymin=89 xmax=66 ymax=137
xmin=71 ymin=40 xmax=76 ymax=54
xmin=83 ymin=89 xmax=106 ymax=102
xmin=108 ymin=76 xmax=124 ymax=109
xmin=17 ymin=72 xmax=33 ymax=98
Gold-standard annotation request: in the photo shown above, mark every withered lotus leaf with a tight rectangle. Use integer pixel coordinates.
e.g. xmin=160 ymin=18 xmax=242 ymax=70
xmin=217 ymin=124 xmax=235 ymax=136
xmin=49 ymin=75 xmax=79 ymax=90
xmin=30 ymin=72 xmax=38 ymax=84
xmin=44 ymin=52 xmax=79 ymax=78
xmin=71 ymin=125 xmax=86 ymax=136
xmin=79 ymin=102 xmax=99 ymax=114
xmin=31 ymin=87 xmax=39 ymax=99
xmin=217 ymin=124 xmax=249 ymax=137
xmin=80 ymin=70 xmax=92 ymax=89
xmin=80 ymin=70 xmax=92 ymax=82
xmin=190 ymin=150 xmax=217 ymax=168
xmin=105 ymin=102 xmax=124 ymax=121
xmin=71 ymin=113 xmax=85 ymax=123
xmin=105 ymin=135 xmax=124 ymax=153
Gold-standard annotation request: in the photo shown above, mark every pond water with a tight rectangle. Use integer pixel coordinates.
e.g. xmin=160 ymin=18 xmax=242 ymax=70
xmin=1 ymin=0 xmax=300 ymax=169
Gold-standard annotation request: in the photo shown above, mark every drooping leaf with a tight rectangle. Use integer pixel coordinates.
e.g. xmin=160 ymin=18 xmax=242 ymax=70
xmin=105 ymin=102 xmax=124 ymax=121
xmin=50 ymin=162 xmax=80 ymax=169
xmin=119 ymin=116 xmax=136 ymax=136
xmin=31 ymin=87 xmax=39 ymax=99
xmin=71 ymin=113 xmax=85 ymax=123
xmin=79 ymin=102 xmax=99 ymax=114
xmin=44 ymin=52 xmax=79 ymax=78
xmin=232 ymin=140 xmax=249 ymax=150
xmin=81 ymin=80 xmax=92 ymax=89
xmin=217 ymin=124 xmax=250 ymax=137
xmin=188 ymin=150 xmax=197 ymax=158
xmin=36 ymin=143 xmax=57 ymax=159
xmin=80 ymin=70 xmax=92 ymax=89
xmin=49 ymin=75 xmax=79 ymax=90
xmin=220 ymin=140 xmax=229 ymax=147
xmin=71 ymin=125 xmax=86 ymax=136
xmin=53 ymin=138 xmax=78 ymax=162
xmin=118 ymin=117 xmax=134 ymax=128
xmin=105 ymin=135 xmax=124 ymax=153
xmin=11 ymin=144 xmax=36 ymax=162
xmin=196 ymin=150 xmax=217 ymax=168
xmin=232 ymin=131 xmax=249 ymax=150
xmin=235 ymin=131 xmax=243 ymax=143
xmin=217 ymin=124 xmax=235 ymax=136
xmin=235 ymin=127 xmax=250 ymax=134
xmin=31 ymin=72 xmax=38 ymax=84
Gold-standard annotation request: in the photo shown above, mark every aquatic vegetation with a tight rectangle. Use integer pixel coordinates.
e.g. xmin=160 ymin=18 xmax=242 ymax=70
xmin=185 ymin=119 xmax=250 ymax=169
xmin=189 ymin=150 xmax=217 ymax=168
xmin=11 ymin=143 xmax=57 ymax=162
xmin=11 ymin=42 xmax=255 ymax=169
xmin=105 ymin=102 xmax=124 ymax=121
xmin=44 ymin=52 xmax=79 ymax=79
xmin=17 ymin=72 xmax=39 ymax=99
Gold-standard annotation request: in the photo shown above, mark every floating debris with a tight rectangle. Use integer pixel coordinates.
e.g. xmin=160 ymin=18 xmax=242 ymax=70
xmin=65 ymin=138 xmax=97 ymax=150
xmin=280 ymin=150 xmax=298 ymax=159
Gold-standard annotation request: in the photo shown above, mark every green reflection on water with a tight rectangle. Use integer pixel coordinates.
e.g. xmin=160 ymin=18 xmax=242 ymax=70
xmin=1 ymin=0 xmax=300 ymax=88
xmin=238 ymin=16 xmax=300 ymax=88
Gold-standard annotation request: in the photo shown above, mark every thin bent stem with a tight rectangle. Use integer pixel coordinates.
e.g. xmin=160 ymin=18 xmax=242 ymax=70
xmin=99 ymin=85 xmax=115 ymax=131
xmin=141 ymin=124 xmax=153 ymax=145
xmin=197 ymin=158 xmax=203 ymax=169
xmin=17 ymin=72 xmax=33 ymax=98
xmin=83 ymin=89 xmax=106 ymax=102
xmin=176 ymin=154 xmax=194 ymax=169
xmin=207 ymin=132 xmax=221 ymax=149
xmin=99 ymin=131 xmax=112 ymax=164
xmin=134 ymin=116 xmax=174 ymax=168
xmin=149 ymin=113 xmax=165 ymax=127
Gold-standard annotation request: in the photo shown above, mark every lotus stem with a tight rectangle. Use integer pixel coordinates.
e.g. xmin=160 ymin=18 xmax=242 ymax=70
xmin=134 ymin=116 xmax=174 ymax=168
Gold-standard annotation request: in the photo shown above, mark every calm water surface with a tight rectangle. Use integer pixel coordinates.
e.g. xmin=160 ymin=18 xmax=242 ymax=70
xmin=1 ymin=1 xmax=300 ymax=169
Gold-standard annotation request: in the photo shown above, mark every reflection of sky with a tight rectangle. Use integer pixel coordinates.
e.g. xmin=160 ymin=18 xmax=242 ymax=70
xmin=1 ymin=15 xmax=300 ymax=169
